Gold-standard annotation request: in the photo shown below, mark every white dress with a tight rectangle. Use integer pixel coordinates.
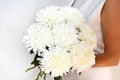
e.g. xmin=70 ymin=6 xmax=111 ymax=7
xmin=0 ymin=0 xmax=119 ymax=80
xmin=62 ymin=0 xmax=112 ymax=80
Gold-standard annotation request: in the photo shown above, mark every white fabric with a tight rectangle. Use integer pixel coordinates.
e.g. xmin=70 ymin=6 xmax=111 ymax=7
xmin=63 ymin=0 xmax=112 ymax=80
xmin=66 ymin=0 xmax=105 ymax=54
xmin=71 ymin=0 xmax=105 ymax=54
xmin=0 ymin=0 xmax=119 ymax=80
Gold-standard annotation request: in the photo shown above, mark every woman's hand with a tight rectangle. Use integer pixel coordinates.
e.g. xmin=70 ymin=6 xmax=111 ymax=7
xmin=92 ymin=53 xmax=119 ymax=67
xmin=92 ymin=0 xmax=120 ymax=67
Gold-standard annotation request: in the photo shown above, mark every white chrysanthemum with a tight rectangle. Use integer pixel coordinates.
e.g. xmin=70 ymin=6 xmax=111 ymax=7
xmin=52 ymin=23 xmax=79 ymax=46
xmin=78 ymin=23 xmax=97 ymax=49
xmin=41 ymin=46 xmax=72 ymax=77
xmin=70 ymin=44 xmax=95 ymax=73
xmin=60 ymin=7 xmax=84 ymax=25
xmin=72 ymin=51 xmax=95 ymax=73
xmin=35 ymin=6 xmax=63 ymax=26
xmin=35 ymin=6 xmax=84 ymax=26
xmin=23 ymin=23 xmax=53 ymax=53
xmin=23 ymin=6 xmax=97 ymax=77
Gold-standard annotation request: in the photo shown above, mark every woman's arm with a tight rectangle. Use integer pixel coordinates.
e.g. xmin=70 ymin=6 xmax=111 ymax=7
xmin=93 ymin=0 xmax=120 ymax=67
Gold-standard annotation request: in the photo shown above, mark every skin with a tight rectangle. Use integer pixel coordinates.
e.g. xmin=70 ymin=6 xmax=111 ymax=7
xmin=93 ymin=0 xmax=120 ymax=67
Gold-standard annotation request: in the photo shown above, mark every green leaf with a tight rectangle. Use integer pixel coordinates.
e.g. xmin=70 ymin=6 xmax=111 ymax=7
xmin=31 ymin=60 xmax=40 ymax=66
xmin=45 ymin=46 xmax=49 ymax=51
xmin=79 ymin=72 xmax=82 ymax=75
xmin=54 ymin=76 xmax=62 ymax=80
xmin=31 ymin=52 xmax=41 ymax=66
xmin=30 ymin=49 xmax=34 ymax=54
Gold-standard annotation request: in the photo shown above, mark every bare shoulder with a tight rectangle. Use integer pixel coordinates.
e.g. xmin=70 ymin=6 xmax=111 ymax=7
xmin=100 ymin=0 xmax=120 ymax=57
xmin=101 ymin=0 xmax=120 ymax=33
xmin=102 ymin=0 xmax=120 ymax=26
xmin=104 ymin=0 xmax=120 ymax=14
xmin=92 ymin=0 xmax=120 ymax=67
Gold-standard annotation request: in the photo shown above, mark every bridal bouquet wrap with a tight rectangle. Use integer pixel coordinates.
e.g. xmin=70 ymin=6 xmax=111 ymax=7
xmin=23 ymin=6 xmax=97 ymax=80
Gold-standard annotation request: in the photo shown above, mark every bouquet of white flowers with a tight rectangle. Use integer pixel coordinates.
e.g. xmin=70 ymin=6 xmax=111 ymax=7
xmin=23 ymin=6 xmax=97 ymax=80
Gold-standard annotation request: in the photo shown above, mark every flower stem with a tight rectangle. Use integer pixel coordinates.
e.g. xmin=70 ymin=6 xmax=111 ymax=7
xmin=35 ymin=72 xmax=41 ymax=80
xmin=25 ymin=66 xmax=36 ymax=72
xmin=44 ymin=73 xmax=46 ymax=80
